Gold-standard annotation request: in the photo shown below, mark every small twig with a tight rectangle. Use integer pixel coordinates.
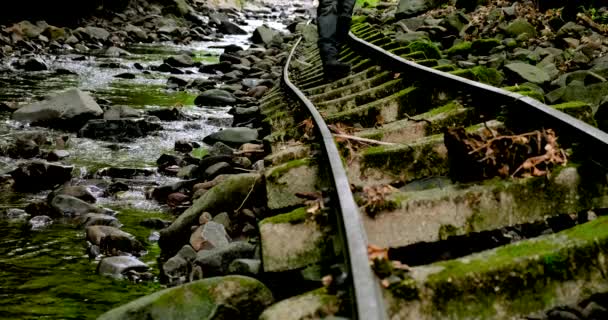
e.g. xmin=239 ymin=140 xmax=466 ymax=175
xmin=333 ymin=133 xmax=398 ymax=146
xmin=234 ymin=176 xmax=258 ymax=213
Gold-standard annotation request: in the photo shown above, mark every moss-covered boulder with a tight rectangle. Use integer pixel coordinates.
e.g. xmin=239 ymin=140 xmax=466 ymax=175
xmin=159 ymin=173 xmax=263 ymax=255
xmin=504 ymin=18 xmax=537 ymax=38
xmin=259 ymin=288 xmax=340 ymax=320
xmin=505 ymin=62 xmax=550 ymax=84
xmin=98 ymin=276 xmax=273 ymax=320
xmin=446 ymin=41 xmax=472 ymax=57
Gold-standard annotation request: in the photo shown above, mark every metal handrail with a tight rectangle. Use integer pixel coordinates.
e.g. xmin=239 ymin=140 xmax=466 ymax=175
xmin=282 ymin=30 xmax=388 ymax=320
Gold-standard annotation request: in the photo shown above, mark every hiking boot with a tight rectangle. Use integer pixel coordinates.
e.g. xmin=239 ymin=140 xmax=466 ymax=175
xmin=323 ymin=60 xmax=351 ymax=81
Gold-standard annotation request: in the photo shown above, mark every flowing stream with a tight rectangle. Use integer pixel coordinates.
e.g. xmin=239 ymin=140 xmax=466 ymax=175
xmin=0 ymin=14 xmax=287 ymax=320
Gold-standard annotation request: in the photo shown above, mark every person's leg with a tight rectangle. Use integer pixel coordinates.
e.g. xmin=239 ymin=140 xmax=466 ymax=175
xmin=317 ymin=0 xmax=350 ymax=79
xmin=336 ymin=0 xmax=356 ymax=49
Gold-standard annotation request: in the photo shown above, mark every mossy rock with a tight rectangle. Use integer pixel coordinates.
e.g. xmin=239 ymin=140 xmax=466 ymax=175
xmin=159 ymin=173 xmax=263 ymax=255
xmin=552 ymin=101 xmax=597 ymax=127
xmin=98 ymin=276 xmax=273 ymax=320
xmin=407 ymin=40 xmax=442 ymax=60
xmin=445 ymin=41 xmax=472 ymax=57
xmin=471 ymin=66 xmax=504 ymax=86
xmin=259 ymin=288 xmax=340 ymax=320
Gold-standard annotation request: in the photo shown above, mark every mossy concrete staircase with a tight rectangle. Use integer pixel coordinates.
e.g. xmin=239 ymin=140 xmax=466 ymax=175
xmin=256 ymin=21 xmax=608 ymax=320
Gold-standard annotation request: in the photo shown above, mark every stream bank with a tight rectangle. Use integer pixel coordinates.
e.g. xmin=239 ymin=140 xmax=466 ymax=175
xmin=0 ymin=0 xmax=312 ymax=318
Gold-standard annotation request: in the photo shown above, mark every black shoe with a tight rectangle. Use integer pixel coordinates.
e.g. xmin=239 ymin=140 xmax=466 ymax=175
xmin=323 ymin=60 xmax=351 ymax=81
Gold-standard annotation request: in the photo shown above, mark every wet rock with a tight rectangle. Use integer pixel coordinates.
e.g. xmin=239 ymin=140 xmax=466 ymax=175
xmin=199 ymin=61 xmax=232 ymax=74
xmin=48 ymin=185 xmax=96 ymax=203
xmin=140 ymin=218 xmax=171 ymax=229
xmin=97 ymin=276 xmax=273 ymax=320
xmin=79 ymin=117 xmax=162 ymax=141
xmin=79 ymin=213 xmax=121 ymax=227
xmin=4 ymin=208 xmax=29 ymax=220
xmin=12 ymin=89 xmax=103 ymax=130
xmin=103 ymin=105 xmax=141 ymax=120
xmin=10 ymin=160 xmax=73 ymax=192
xmin=190 ymin=221 xmax=230 ymax=251
xmin=96 ymin=167 xmax=155 ymax=179
xmin=167 ymin=76 xmax=188 ymax=89
xmin=252 ymin=25 xmax=279 ymax=46
xmin=159 ymin=173 xmax=262 ymax=254
xmin=86 ymin=225 xmax=145 ymax=256
xmin=165 ymin=54 xmax=195 ymax=68
xmin=28 ymin=215 xmax=53 ymax=229
xmin=146 ymin=107 xmax=187 ymax=121
xmin=107 ymin=181 xmax=129 ymax=195
xmin=14 ymin=57 xmax=48 ymax=71
xmin=167 ymin=192 xmax=190 ymax=207
xmin=6 ymin=138 xmax=39 ymax=159
xmin=505 ymin=62 xmax=550 ymax=84
xmin=84 ymin=26 xmax=110 ymax=41
xmin=194 ymin=89 xmax=237 ymax=106
xmin=114 ymin=72 xmax=136 ymax=79
xmin=46 ymin=149 xmax=70 ymax=161
xmin=24 ymin=201 xmax=54 ymax=217
xmin=151 ymin=179 xmax=196 ymax=203
xmin=195 ymin=241 xmax=256 ymax=276
xmin=98 ymin=256 xmax=149 ymax=279
xmin=223 ymin=44 xmax=244 ymax=53
xmin=0 ymin=102 xmax=17 ymax=113
xmin=188 ymin=78 xmax=216 ymax=90
xmin=204 ymin=162 xmax=233 ymax=180
xmin=50 ymin=195 xmax=111 ymax=217
xmin=228 ymin=258 xmax=260 ymax=276
xmin=219 ymin=20 xmax=247 ymax=35
xmin=203 ymin=127 xmax=259 ymax=148
xmin=104 ymin=46 xmax=131 ymax=57
xmin=248 ymin=85 xmax=269 ymax=99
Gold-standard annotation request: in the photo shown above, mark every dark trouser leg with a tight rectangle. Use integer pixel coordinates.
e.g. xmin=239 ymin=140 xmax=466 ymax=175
xmin=317 ymin=0 xmax=339 ymax=65
xmin=336 ymin=0 xmax=356 ymax=49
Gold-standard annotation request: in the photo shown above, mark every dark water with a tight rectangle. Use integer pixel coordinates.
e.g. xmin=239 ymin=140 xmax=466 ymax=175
xmin=0 ymin=16 xmax=287 ymax=320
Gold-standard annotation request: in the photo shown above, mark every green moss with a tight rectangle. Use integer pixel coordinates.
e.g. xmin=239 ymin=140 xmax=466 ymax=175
xmin=450 ymin=68 xmax=475 ymax=80
xmin=445 ymin=41 xmax=472 ymax=56
xmin=471 ymin=66 xmax=504 ymax=86
xmin=433 ymin=64 xmax=458 ymax=72
xmin=96 ymin=82 xmax=197 ymax=108
xmin=415 ymin=59 xmax=439 ymax=67
xmin=267 ymin=158 xmax=311 ymax=182
xmin=260 ymin=207 xmax=308 ymax=225
xmin=113 ymin=207 xmax=173 ymax=242
xmin=552 ymin=101 xmax=597 ymax=126
xmin=406 ymin=40 xmax=442 ymax=60
xmin=389 ymin=277 xmax=419 ymax=301
xmin=418 ymin=216 xmax=608 ymax=318
xmin=420 ymin=101 xmax=462 ymax=118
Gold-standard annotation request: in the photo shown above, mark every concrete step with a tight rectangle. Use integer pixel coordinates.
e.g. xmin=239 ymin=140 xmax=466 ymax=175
xmin=386 ymin=215 xmax=608 ymax=319
xmin=362 ymin=166 xmax=608 ymax=249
